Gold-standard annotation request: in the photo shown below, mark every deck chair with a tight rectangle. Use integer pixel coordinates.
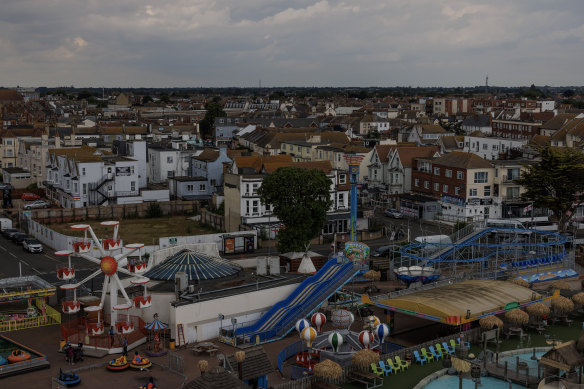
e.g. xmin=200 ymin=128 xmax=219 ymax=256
xmin=457 ymin=337 xmax=471 ymax=348
xmin=442 ymin=342 xmax=455 ymax=354
xmin=436 ymin=343 xmax=449 ymax=355
xmin=449 ymin=339 xmax=458 ymax=351
xmin=429 ymin=346 xmax=442 ymax=360
xmin=370 ymin=363 xmax=383 ymax=377
xmin=395 ymin=356 xmax=409 ymax=371
xmin=378 ymin=360 xmax=393 ymax=376
xmin=413 ymin=350 xmax=427 ymax=365
xmin=386 ymin=358 xmax=401 ymax=373
xmin=421 ymin=348 xmax=434 ymax=363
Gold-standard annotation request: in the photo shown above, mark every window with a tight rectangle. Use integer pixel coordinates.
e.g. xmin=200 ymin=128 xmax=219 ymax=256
xmin=483 ymin=143 xmax=488 ymax=150
xmin=433 ymin=183 xmax=439 ymax=191
xmin=338 ymin=193 xmax=345 ymax=207
xmin=210 ymin=179 xmax=216 ymax=186
xmin=6 ymin=139 xmax=12 ymax=145
xmin=434 ymin=167 xmax=440 ymax=175
xmin=131 ymin=181 xmax=136 ymax=191
xmin=167 ymin=156 xmax=173 ymax=163
xmin=187 ymin=184 xmax=194 ymax=191
xmin=474 ymin=171 xmax=488 ymax=183
xmin=424 ymin=181 xmax=429 ymax=189
xmin=414 ymin=178 xmax=420 ymax=187
xmin=82 ymin=183 xmax=87 ymax=195
xmin=457 ymin=171 xmax=464 ymax=180
xmin=445 ymin=169 xmax=452 ymax=178
xmin=108 ymin=167 xmax=112 ymax=173
xmin=82 ymin=168 xmax=86 ymax=176
xmin=252 ymin=200 xmax=259 ymax=214
xmin=246 ymin=200 xmax=250 ymax=215
xmin=297 ymin=146 xmax=301 ymax=152
xmin=506 ymin=187 xmax=520 ymax=199
xmin=469 ymin=188 xmax=478 ymax=196
xmin=339 ymin=174 xmax=346 ymax=184
xmin=74 ymin=183 xmax=78 ymax=193
xmin=252 ymin=183 xmax=258 ymax=194
xmin=455 ymin=187 xmax=460 ymax=195
xmin=246 ymin=183 xmax=250 ymax=194
xmin=199 ymin=184 xmax=206 ymax=191
xmin=443 ymin=184 xmax=448 ymax=193
xmin=131 ymin=166 xmax=135 ymax=174
xmin=167 ymin=171 xmax=174 ymax=178
xmin=484 ymin=185 xmax=491 ymax=196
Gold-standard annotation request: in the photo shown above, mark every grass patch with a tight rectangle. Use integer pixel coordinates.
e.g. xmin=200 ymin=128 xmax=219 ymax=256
xmin=48 ymin=216 xmax=220 ymax=245
xmin=343 ymin=319 xmax=584 ymax=389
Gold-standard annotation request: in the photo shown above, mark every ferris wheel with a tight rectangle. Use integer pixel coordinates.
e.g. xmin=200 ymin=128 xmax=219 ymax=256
xmin=57 ymin=221 xmax=151 ymax=336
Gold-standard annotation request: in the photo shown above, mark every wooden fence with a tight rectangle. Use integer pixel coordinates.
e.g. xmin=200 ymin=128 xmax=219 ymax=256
xmin=27 ymin=200 xmax=200 ymax=223
xmin=200 ymin=208 xmax=224 ymax=231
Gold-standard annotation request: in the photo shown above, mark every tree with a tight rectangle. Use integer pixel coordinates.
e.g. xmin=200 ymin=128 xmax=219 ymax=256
xmin=515 ymin=146 xmax=584 ymax=231
xmin=199 ymin=101 xmax=226 ymax=139
xmin=258 ymin=167 xmax=333 ymax=252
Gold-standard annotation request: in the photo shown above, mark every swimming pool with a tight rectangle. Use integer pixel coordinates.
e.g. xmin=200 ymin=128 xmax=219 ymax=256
xmin=500 ymin=351 xmax=546 ymax=373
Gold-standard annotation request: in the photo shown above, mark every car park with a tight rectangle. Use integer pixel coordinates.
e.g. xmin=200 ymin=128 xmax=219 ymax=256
xmin=23 ymin=200 xmax=51 ymax=210
xmin=23 ymin=238 xmax=43 ymax=253
xmin=384 ymin=208 xmax=404 ymax=218
xmin=21 ymin=193 xmax=41 ymax=201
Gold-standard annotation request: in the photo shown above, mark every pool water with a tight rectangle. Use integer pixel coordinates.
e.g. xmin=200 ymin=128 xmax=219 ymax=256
xmin=500 ymin=351 xmax=546 ymax=372
xmin=0 ymin=336 xmax=42 ymax=363
xmin=423 ymin=376 xmax=525 ymax=389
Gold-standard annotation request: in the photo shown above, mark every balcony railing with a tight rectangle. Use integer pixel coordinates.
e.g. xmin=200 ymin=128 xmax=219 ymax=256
xmin=502 ymin=175 xmax=520 ymax=183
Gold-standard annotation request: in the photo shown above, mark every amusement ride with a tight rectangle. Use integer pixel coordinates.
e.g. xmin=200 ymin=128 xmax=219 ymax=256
xmin=57 ymin=221 xmax=151 ymax=337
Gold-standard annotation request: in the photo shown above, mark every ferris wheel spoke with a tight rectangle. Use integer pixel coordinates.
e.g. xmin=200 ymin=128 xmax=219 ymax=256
xmin=77 ymin=269 xmax=103 ymax=286
xmin=116 ymin=266 xmax=134 ymax=277
xmin=75 ymin=252 xmax=102 ymax=265
xmin=114 ymin=247 xmax=140 ymax=265
xmin=113 ymin=273 xmax=132 ymax=306
xmin=99 ymin=276 xmax=109 ymax=308
xmin=86 ymin=226 xmax=108 ymax=258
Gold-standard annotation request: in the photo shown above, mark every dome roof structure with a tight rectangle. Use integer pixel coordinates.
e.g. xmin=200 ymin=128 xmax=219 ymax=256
xmin=145 ymin=249 xmax=242 ymax=281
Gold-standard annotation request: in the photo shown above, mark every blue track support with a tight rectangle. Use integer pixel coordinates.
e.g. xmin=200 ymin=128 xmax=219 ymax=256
xmin=235 ymin=259 xmax=358 ymax=344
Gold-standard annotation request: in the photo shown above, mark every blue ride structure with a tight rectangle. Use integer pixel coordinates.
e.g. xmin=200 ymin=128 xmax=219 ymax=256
xmin=234 ymin=258 xmax=359 ymax=344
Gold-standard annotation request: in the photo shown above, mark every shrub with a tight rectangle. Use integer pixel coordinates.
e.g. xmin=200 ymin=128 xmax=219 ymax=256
xmin=146 ymin=202 xmax=163 ymax=218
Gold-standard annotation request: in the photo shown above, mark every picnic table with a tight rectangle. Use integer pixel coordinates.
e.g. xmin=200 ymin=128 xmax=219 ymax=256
xmin=349 ymin=370 xmax=383 ymax=389
xmin=192 ymin=342 xmax=219 ymax=356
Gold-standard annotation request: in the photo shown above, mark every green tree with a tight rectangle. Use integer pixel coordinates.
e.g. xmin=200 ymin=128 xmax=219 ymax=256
xmin=199 ymin=101 xmax=226 ymax=139
xmin=258 ymin=167 xmax=333 ymax=252
xmin=515 ymin=146 xmax=584 ymax=231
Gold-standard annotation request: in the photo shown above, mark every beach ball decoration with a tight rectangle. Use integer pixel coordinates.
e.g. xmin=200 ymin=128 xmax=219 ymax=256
xmin=331 ymin=309 xmax=355 ymax=329
xmin=295 ymin=319 xmax=310 ymax=333
xmin=328 ymin=332 xmax=344 ymax=353
xmin=366 ymin=315 xmax=381 ymax=328
xmin=301 ymin=327 xmax=317 ymax=348
xmin=358 ymin=330 xmax=374 ymax=349
xmin=375 ymin=323 xmax=390 ymax=344
xmin=311 ymin=312 xmax=326 ymax=332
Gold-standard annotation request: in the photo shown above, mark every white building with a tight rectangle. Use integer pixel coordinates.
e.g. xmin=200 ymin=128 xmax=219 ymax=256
xmin=463 ymin=135 xmax=527 ymax=160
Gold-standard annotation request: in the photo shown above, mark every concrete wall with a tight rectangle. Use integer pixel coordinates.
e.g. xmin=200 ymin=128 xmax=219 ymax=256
xmin=169 ymin=282 xmax=299 ymax=342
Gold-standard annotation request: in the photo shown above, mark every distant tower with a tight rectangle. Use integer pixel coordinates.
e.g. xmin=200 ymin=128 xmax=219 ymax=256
xmin=485 ymin=75 xmax=489 ymax=94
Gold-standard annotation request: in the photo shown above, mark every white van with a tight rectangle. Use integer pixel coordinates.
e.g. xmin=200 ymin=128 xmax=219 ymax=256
xmin=0 ymin=218 xmax=13 ymax=231
xmin=414 ymin=235 xmax=452 ymax=245
xmin=485 ymin=218 xmax=526 ymax=229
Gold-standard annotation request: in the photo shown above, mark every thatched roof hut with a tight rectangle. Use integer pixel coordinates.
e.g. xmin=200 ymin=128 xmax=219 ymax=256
xmin=505 ymin=308 xmax=529 ymax=326
xmin=351 ymin=349 xmax=379 ymax=370
xmin=512 ymin=278 xmax=530 ymax=288
xmin=225 ymin=347 xmax=273 ymax=383
xmin=551 ymin=296 xmax=575 ymax=314
xmin=526 ymin=302 xmax=550 ymax=318
xmin=540 ymin=341 xmax=584 ymax=372
xmin=363 ymin=270 xmax=381 ymax=281
xmin=572 ymin=292 xmax=584 ymax=306
xmin=184 ymin=367 xmax=249 ymax=389
xmin=314 ymin=359 xmax=343 ymax=380
xmin=451 ymin=357 xmax=471 ymax=373
xmin=479 ymin=315 xmax=504 ymax=330
xmin=550 ymin=280 xmax=571 ymax=291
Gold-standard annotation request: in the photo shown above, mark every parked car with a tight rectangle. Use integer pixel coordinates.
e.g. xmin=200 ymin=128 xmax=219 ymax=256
xmin=23 ymin=238 xmax=43 ymax=253
xmin=5 ymin=230 xmax=21 ymax=240
xmin=384 ymin=208 xmax=404 ymax=218
xmin=11 ymin=233 xmax=28 ymax=244
xmin=21 ymin=193 xmax=41 ymax=201
xmin=2 ymin=228 xmax=19 ymax=238
xmin=23 ymin=200 xmax=51 ymax=210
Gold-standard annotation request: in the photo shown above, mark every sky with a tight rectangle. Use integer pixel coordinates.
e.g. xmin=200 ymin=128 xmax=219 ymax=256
xmin=1 ymin=0 xmax=584 ymax=88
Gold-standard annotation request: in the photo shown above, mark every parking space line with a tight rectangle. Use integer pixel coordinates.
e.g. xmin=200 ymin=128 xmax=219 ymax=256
xmin=0 ymin=246 xmax=6 ymax=251
xmin=31 ymin=267 xmax=41 ymax=274
xmin=9 ymin=252 xmax=17 ymax=258
xmin=44 ymin=254 xmax=59 ymax=262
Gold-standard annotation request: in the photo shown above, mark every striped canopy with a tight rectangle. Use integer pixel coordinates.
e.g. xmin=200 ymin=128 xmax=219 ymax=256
xmin=144 ymin=318 xmax=168 ymax=331
xmin=145 ymin=249 xmax=242 ymax=281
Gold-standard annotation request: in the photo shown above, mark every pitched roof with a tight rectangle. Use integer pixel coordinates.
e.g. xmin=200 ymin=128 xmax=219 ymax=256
xmin=396 ymin=145 xmax=441 ymax=168
xmin=195 ymin=149 xmax=220 ymax=162
xmin=226 ymin=347 xmax=274 ymax=381
xmin=234 ymin=155 xmax=293 ymax=174
xmin=433 ymin=151 xmax=492 ymax=169
xmin=375 ymin=144 xmax=394 ymax=163
xmin=420 ymin=124 xmax=448 ymax=134
xmin=530 ymin=135 xmax=550 ymax=147
xmin=540 ymin=340 xmax=584 ymax=371
xmin=49 ymin=145 xmax=113 ymax=163
xmin=541 ymin=113 xmax=578 ymax=131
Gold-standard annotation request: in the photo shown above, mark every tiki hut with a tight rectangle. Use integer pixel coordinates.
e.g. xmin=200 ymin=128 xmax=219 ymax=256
xmin=184 ymin=366 xmax=249 ymax=389
xmin=572 ymin=292 xmax=584 ymax=306
xmin=550 ymin=280 xmax=571 ymax=291
xmin=526 ymin=302 xmax=551 ymax=320
xmin=225 ymin=347 xmax=273 ymax=388
xmin=451 ymin=356 xmax=471 ymax=373
xmin=314 ymin=359 xmax=343 ymax=381
xmin=363 ymin=270 xmax=381 ymax=281
xmin=551 ymin=296 xmax=575 ymax=315
xmin=479 ymin=315 xmax=504 ymax=330
xmin=577 ymin=333 xmax=584 ymax=354
xmin=352 ymin=349 xmax=379 ymax=370
xmin=539 ymin=341 xmax=584 ymax=381
xmin=505 ymin=308 xmax=529 ymax=327
xmin=512 ymin=278 xmax=530 ymax=288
